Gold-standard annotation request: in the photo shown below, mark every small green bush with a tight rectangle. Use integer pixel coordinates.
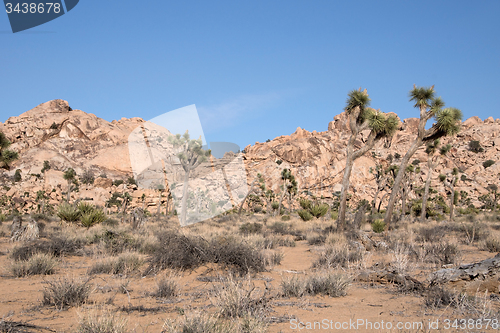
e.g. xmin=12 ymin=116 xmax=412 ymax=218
xmin=281 ymin=215 xmax=291 ymax=221
xmin=14 ymin=169 xmax=21 ymax=182
xmin=372 ymin=219 xmax=385 ymax=233
xmin=483 ymin=160 xmax=495 ymax=168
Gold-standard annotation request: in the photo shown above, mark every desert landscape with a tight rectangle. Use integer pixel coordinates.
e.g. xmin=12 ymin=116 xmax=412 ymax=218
xmin=1 ymin=94 xmax=500 ymax=332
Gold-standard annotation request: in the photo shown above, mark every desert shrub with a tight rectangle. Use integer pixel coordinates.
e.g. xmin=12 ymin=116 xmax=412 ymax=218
xmin=281 ymin=272 xmax=350 ymax=298
xmin=483 ymin=160 xmax=495 ymax=168
xmin=239 ymin=222 xmax=263 ymax=235
xmin=154 ymin=276 xmax=178 ymax=298
xmin=425 ymin=242 xmax=461 ymax=265
xmin=103 ymin=218 xmax=119 ymax=227
xmin=212 ymin=275 xmax=270 ymax=318
xmin=146 ymin=231 xmax=266 ymax=276
xmin=425 ymin=286 xmax=457 ymax=308
xmin=281 ymin=215 xmax=291 ymax=221
xmin=127 ymin=177 xmax=137 ymax=185
xmin=209 ymin=236 xmax=266 ymax=275
xmin=298 ymin=210 xmax=313 ymax=221
xmin=372 ymin=219 xmax=385 ymax=233
xmin=269 ymin=221 xmax=289 ymax=234
xmin=306 ymin=272 xmax=350 ymax=297
xmin=80 ymin=170 xmax=95 ymax=185
xmin=14 ymin=169 xmax=21 ymax=182
xmin=162 ymin=313 xmax=234 ymax=333
xmin=80 ymin=208 xmax=106 ymax=229
xmin=468 ymin=140 xmax=484 ymax=153
xmin=271 ymin=202 xmax=279 ymax=211
xmin=76 ymin=311 xmax=127 ymax=333
xmin=482 ymin=237 xmax=500 ymax=252
xmin=281 ymin=275 xmax=307 ymax=297
xmin=306 ymin=232 xmax=326 ymax=245
xmin=90 ymin=229 xmax=139 ymax=255
xmin=145 ymin=231 xmax=208 ymax=274
xmin=113 ymin=179 xmax=124 ymax=187
xmin=261 ymin=250 xmax=283 ymax=267
xmin=42 ymin=277 xmax=92 ymax=310
xmin=11 ymin=253 xmax=57 ymax=277
xmin=89 ymin=253 xmax=142 ymax=275
xmin=312 ymin=245 xmax=363 ymax=269
xmin=0 ymin=213 xmax=5 ymax=222
xmin=57 ymin=203 xmax=81 ymax=222
xmin=11 ymin=236 xmax=86 ymax=261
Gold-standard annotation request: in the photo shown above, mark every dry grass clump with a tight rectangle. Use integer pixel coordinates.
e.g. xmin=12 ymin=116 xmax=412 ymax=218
xmin=480 ymin=236 xmax=500 ymax=252
xmin=306 ymin=231 xmax=326 ymax=245
xmin=312 ymin=244 xmax=363 ymax=269
xmin=11 ymin=253 xmax=57 ymax=277
xmin=42 ymin=276 xmax=93 ymax=310
xmin=154 ymin=275 xmax=179 ymax=299
xmin=76 ymin=310 xmax=127 ymax=333
xmin=88 ymin=252 xmax=143 ymax=275
xmin=424 ymin=286 xmax=457 ymax=308
xmin=145 ymin=231 xmax=267 ymax=276
xmin=211 ymin=275 xmax=271 ymax=319
xmin=11 ymin=235 xmax=86 ymax=261
xmin=280 ymin=272 xmax=351 ymax=298
xmin=424 ymin=241 xmax=461 ymax=266
xmin=390 ymin=243 xmax=411 ymax=275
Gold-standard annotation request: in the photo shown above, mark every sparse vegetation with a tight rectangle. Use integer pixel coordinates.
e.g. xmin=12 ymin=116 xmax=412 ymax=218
xmin=11 ymin=253 xmax=57 ymax=277
xmin=42 ymin=276 xmax=92 ymax=309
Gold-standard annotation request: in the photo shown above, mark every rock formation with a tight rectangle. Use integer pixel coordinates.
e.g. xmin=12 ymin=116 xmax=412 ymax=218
xmin=1 ymin=99 xmax=499 ymax=215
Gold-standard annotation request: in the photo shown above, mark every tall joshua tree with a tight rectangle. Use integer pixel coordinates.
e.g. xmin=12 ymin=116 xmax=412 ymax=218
xmin=420 ymin=140 xmax=451 ymax=221
xmin=439 ymin=168 xmax=459 ymax=221
xmin=63 ymin=168 xmax=76 ymax=203
xmin=384 ymin=85 xmax=462 ymax=228
xmin=337 ymin=88 xmax=399 ymax=231
xmin=168 ymin=131 xmax=211 ymax=226
xmin=0 ymin=131 xmax=18 ymax=170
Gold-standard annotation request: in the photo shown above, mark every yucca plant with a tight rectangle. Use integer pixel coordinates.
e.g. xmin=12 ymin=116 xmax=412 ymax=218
xmin=384 ymin=85 xmax=462 ymax=227
xmin=77 ymin=202 xmax=95 ymax=215
xmin=337 ymin=88 xmax=399 ymax=231
xmin=310 ymin=203 xmax=329 ymax=218
xmin=299 ymin=198 xmax=311 ymax=210
xmin=80 ymin=208 xmax=106 ymax=229
xmin=297 ymin=209 xmax=313 ymax=221
xmin=57 ymin=203 xmax=81 ymax=222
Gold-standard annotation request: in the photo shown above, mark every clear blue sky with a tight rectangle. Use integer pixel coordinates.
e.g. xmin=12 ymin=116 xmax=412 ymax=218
xmin=1 ymin=1 xmax=499 ymax=150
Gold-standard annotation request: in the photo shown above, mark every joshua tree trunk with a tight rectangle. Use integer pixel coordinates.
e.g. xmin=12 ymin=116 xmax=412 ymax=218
xmin=165 ymin=195 xmax=170 ymax=215
xmin=444 ymin=177 xmax=457 ymax=221
xmin=277 ymin=180 xmax=288 ymax=216
xmin=66 ymin=180 xmax=72 ymax=203
xmin=384 ymin=138 xmax=421 ymax=227
xmin=157 ymin=191 xmax=162 ymax=216
xmin=238 ymin=178 xmax=258 ymax=215
xmin=378 ymin=192 xmax=389 ymax=212
xmin=180 ymin=170 xmax=190 ymax=225
xmin=338 ymin=156 xmax=354 ymax=231
xmin=372 ymin=177 xmax=386 ymax=215
xmin=421 ymin=159 xmax=434 ymax=222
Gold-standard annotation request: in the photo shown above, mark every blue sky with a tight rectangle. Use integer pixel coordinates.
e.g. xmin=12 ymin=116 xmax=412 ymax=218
xmin=1 ymin=1 xmax=499 ymax=150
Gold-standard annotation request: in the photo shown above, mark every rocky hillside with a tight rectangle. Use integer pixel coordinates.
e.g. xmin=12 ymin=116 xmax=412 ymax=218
xmin=1 ymin=99 xmax=499 ymax=215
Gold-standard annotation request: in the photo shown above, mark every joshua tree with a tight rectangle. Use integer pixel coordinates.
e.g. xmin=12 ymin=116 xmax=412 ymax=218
xmin=238 ymin=173 xmax=264 ymax=215
xmin=278 ymin=168 xmax=296 ymax=215
xmin=420 ymin=140 xmax=451 ymax=221
xmin=0 ymin=131 xmax=18 ymax=170
xmin=337 ymin=88 xmax=399 ymax=231
xmin=141 ymin=193 xmax=146 ymax=210
xmin=384 ymin=85 xmax=462 ymax=228
xmin=63 ymin=168 xmax=76 ymax=203
xmin=439 ymin=168 xmax=459 ymax=221
xmin=487 ymin=184 xmax=499 ymax=213
xmin=168 ymin=131 xmax=211 ymax=226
